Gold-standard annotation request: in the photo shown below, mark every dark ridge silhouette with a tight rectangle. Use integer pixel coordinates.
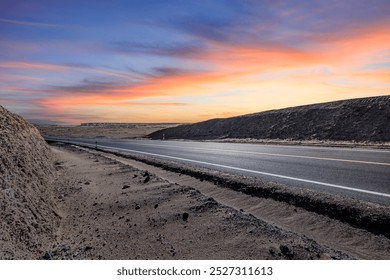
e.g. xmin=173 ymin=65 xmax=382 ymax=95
xmin=148 ymin=95 xmax=390 ymax=142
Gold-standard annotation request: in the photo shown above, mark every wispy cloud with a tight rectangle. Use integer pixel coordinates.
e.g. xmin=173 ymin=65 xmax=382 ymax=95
xmin=112 ymin=41 xmax=204 ymax=57
xmin=0 ymin=73 xmax=43 ymax=82
xmin=0 ymin=18 xmax=66 ymax=28
xmin=126 ymin=102 xmax=188 ymax=106
xmin=0 ymin=60 xmax=137 ymax=81
xmin=0 ymin=61 xmax=67 ymax=71
xmin=49 ymin=79 xmax=126 ymax=94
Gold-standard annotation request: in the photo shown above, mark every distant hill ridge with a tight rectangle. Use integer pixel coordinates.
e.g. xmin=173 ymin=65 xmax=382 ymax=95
xmin=148 ymin=96 xmax=390 ymax=142
xmin=80 ymin=122 xmax=181 ymax=127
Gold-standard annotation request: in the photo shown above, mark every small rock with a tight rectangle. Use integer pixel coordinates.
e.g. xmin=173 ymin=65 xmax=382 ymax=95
xmin=269 ymin=248 xmax=276 ymax=256
xmin=122 ymin=185 xmax=131 ymax=190
xmin=143 ymin=176 xmax=150 ymax=183
xmin=182 ymin=212 xmax=189 ymax=222
xmin=135 ymin=205 xmax=140 ymax=210
xmin=154 ymin=204 xmax=158 ymax=209
xmin=280 ymin=245 xmax=294 ymax=259
xmin=43 ymin=252 xmax=53 ymax=260
xmin=84 ymin=246 xmax=93 ymax=251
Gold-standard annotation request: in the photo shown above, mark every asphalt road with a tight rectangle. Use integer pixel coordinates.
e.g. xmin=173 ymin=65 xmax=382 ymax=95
xmin=47 ymin=137 xmax=390 ymax=206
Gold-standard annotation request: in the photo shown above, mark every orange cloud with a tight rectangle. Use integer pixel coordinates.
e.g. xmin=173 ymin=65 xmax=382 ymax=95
xmin=178 ymin=19 xmax=390 ymax=78
xmin=35 ymin=67 xmax=236 ymax=109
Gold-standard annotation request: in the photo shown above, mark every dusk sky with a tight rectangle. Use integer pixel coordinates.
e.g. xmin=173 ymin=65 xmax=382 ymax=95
xmin=1 ymin=0 xmax=389 ymax=124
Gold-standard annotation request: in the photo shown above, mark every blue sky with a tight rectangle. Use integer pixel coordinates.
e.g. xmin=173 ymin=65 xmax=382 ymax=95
xmin=1 ymin=0 xmax=389 ymax=123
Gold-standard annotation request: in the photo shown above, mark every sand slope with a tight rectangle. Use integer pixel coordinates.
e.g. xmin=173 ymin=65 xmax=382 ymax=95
xmin=0 ymin=106 xmax=59 ymax=259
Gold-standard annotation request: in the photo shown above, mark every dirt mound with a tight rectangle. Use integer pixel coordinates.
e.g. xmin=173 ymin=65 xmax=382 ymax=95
xmin=149 ymin=96 xmax=390 ymax=142
xmin=0 ymin=106 xmax=59 ymax=259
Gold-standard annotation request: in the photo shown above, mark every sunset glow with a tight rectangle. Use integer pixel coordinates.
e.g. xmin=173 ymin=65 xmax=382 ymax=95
xmin=1 ymin=1 xmax=389 ymax=124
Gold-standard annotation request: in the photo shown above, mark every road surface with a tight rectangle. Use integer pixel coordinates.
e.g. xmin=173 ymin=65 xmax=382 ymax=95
xmin=46 ymin=137 xmax=390 ymax=206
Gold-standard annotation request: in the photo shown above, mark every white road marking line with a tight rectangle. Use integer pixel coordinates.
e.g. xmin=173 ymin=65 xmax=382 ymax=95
xmin=119 ymin=141 xmax=390 ymax=166
xmin=94 ymin=143 xmax=390 ymax=198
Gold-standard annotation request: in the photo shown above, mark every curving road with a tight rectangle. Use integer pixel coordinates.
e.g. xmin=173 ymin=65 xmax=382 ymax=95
xmin=46 ymin=137 xmax=390 ymax=206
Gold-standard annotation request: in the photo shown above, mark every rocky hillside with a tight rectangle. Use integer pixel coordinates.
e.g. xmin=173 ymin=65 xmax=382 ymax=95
xmin=149 ymin=96 xmax=390 ymax=142
xmin=0 ymin=106 xmax=59 ymax=259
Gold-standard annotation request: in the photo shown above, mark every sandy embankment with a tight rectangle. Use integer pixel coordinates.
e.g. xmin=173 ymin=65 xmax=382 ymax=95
xmin=0 ymin=106 xmax=59 ymax=259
